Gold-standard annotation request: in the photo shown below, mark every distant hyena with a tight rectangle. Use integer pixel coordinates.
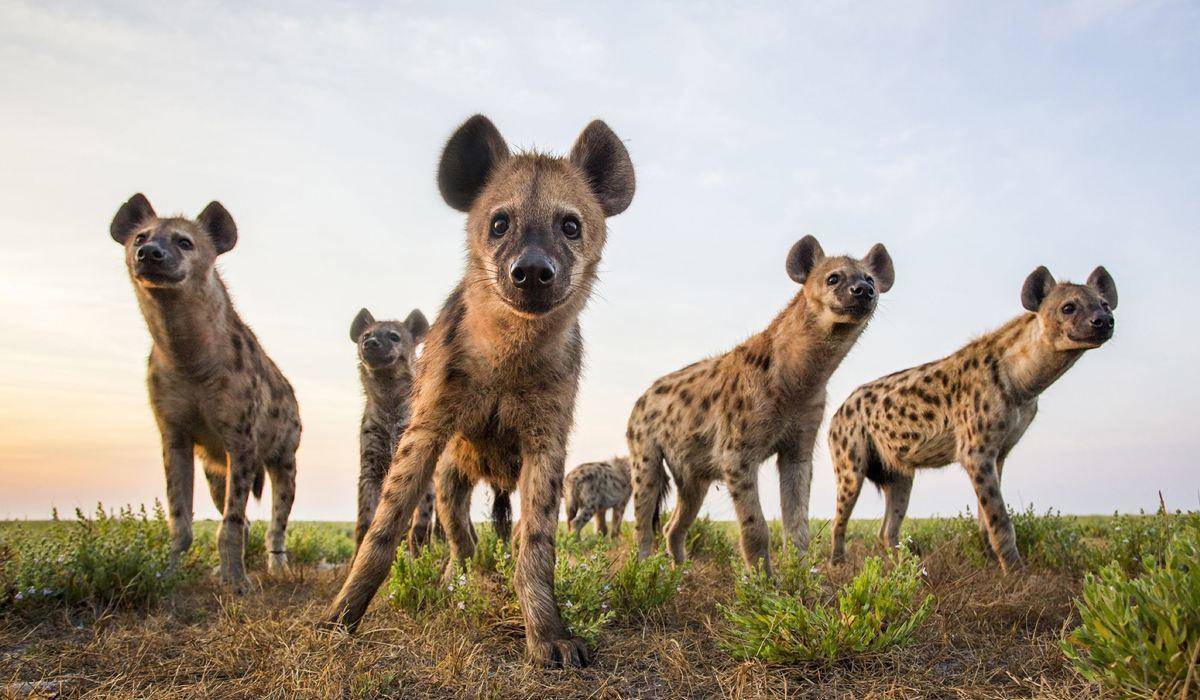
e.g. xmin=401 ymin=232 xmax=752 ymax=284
xmin=628 ymin=236 xmax=894 ymax=574
xmin=110 ymin=194 xmax=300 ymax=593
xmin=350 ymin=307 xmax=432 ymax=556
xmin=564 ymin=457 xmax=631 ymax=538
xmin=828 ymin=266 xmax=1118 ymax=569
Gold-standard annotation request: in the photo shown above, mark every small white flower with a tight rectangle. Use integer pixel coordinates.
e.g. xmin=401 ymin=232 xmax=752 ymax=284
xmin=447 ymin=584 xmax=455 ymax=592
xmin=26 ymin=586 xmax=36 ymax=595
xmin=42 ymin=588 xmax=53 ymax=596
xmin=458 ymin=573 xmax=467 ymax=584
xmin=809 ymin=566 xmax=820 ymax=574
xmin=457 ymin=601 xmax=465 ymax=610
xmin=14 ymin=592 xmax=23 ymax=601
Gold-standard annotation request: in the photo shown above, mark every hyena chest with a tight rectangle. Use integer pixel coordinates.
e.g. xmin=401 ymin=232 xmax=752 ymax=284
xmin=456 ymin=399 xmax=522 ymax=487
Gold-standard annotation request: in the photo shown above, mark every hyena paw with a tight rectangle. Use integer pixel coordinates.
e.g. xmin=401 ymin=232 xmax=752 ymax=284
xmin=267 ymin=552 xmax=289 ymax=574
xmin=528 ymin=636 xmax=591 ymax=669
xmin=220 ymin=570 xmax=253 ymax=595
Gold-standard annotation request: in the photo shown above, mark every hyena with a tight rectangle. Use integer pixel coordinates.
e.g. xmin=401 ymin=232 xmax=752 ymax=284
xmin=629 ymin=236 xmax=894 ymax=574
xmin=323 ymin=114 xmax=635 ymax=668
xmin=110 ymin=194 xmax=300 ymax=593
xmin=828 ymin=266 xmax=1117 ymax=569
xmin=350 ymin=307 xmax=433 ymax=555
xmin=564 ymin=457 xmax=631 ymax=538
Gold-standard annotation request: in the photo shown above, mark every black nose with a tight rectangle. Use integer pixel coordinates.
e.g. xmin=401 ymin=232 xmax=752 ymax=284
xmin=363 ymin=337 xmax=381 ymax=349
xmin=510 ymin=253 xmax=556 ymax=289
xmin=135 ymin=243 xmax=166 ymax=262
xmin=849 ymin=283 xmax=875 ymax=299
xmin=1091 ymin=314 xmax=1114 ymax=330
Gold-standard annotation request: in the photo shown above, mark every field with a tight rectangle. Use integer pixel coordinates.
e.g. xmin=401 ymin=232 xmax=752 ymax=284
xmin=2 ymin=505 xmax=1198 ymax=699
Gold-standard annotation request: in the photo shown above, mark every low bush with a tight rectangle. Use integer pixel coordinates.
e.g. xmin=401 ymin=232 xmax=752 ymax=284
xmin=553 ymin=548 xmax=615 ymax=643
xmin=686 ymin=516 xmax=736 ymax=563
xmin=609 ymin=549 xmax=686 ymax=617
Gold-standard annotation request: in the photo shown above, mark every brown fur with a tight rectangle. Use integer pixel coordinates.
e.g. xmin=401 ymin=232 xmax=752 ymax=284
xmin=628 ymin=236 xmax=894 ymax=574
xmin=828 ymin=265 xmax=1118 ymax=569
xmin=564 ymin=457 xmax=632 ymax=538
xmin=322 ymin=115 xmax=635 ymax=668
xmin=110 ymin=194 xmax=301 ymax=593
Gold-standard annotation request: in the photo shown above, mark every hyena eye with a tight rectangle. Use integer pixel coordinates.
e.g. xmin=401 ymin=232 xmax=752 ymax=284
xmin=561 ymin=215 xmax=581 ymax=239
xmin=490 ymin=213 xmax=509 ymax=237
xmin=177 ymin=238 xmax=194 ymax=251
xmin=1061 ymin=302 xmax=1076 ymax=315
xmin=826 ymin=273 xmax=840 ymax=286
xmin=387 ymin=331 xmax=401 ymax=343
xmin=133 ymin=234 xmax=147 ymax=246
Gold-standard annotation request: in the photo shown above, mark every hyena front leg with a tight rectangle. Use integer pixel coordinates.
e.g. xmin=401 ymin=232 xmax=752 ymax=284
xmin=324 ymin=427 xmax=448 ymax=630
xmin=978 ymin=454 xmax=1008 ymax=560
xmin=265 ymin=455 xmax=296 ymax=573
xmin=724 ymin=456 xmax=771 ymax=575
xmin=218 ymin=448 xmax=257 ymax=594
xmin=594 ymin=510 xmax=609 ymax=537
xmin=964 ymin=451 xmax=1020 ymax=571
xmin=434 ymin=456 xmax=476 ymax=573
xmin=515 ymin=438 xmax=588 ymax=668
xmin=354 ymin=429 xmax=390 ymax=553
xmin=161 ymin=429 xmax=196 ymax=568
xmin=408 ymin=488 xmax=436 ymax=557
xmin=777 ymin=400 xmax=822 ymax=554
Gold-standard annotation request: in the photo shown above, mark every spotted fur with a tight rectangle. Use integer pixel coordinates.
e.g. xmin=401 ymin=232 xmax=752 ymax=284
xmin=110 ymin=194 xmax=301 ymax=593
xmin=564 ymin=457 xmax=631 ymax=538
xmin=628 ymin=236 xmax=894 ymax=574
xmin=828 ymin=265 xmax=1118 ymax=570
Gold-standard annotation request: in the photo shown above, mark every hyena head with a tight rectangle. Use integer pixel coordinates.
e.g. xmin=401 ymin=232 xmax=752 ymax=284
xmin=786 ymin=235 xmax=895 ymax=325
xmin=350 ymin=308 xmax=430 ymax=371
xmin=109 ymin=193 xmax=236 ymax=291
xmin=437 ymin=115 xmax=636 ymax=317
xmin=1021 ymin=265 xmax=1117 ymax=350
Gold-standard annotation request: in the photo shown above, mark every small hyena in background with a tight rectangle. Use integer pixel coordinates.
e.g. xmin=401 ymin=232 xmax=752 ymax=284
xmin=350 ymin=307 xmax=431 ymax=556
xmin=828 ymin=265 xmax=1117 ymax=570
xmin=110 ymin=194 xmax=300 ymax=593
xmin=565 ymin=457 xmax=631 ymax=538
xmin=628 ymin=235 xmax=894 ymax=574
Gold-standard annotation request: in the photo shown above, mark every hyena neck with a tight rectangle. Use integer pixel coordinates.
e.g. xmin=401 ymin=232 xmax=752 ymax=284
xmin=359 ymin=364 xmax=412 ymax=417
xmin=756 ymin=291 xmax=864 ymax=401
xmin=136 ymin=272 xmax=234 ymax=378
xmin=460 ymin=277 xmax=584 ymax=373
xmin=996 ymin=314 xmax=1084 ymax=403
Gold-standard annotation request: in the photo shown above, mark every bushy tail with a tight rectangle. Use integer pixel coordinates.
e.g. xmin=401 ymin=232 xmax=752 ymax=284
xmin=652 ymin=470 xmax=671 ymax=532
xmin=491 ymin=488 xmax=512 ymax=543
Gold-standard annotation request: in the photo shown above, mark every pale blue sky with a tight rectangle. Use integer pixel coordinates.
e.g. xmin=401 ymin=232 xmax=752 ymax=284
xmin=1 ymin=1 xmax=1197 ymax=522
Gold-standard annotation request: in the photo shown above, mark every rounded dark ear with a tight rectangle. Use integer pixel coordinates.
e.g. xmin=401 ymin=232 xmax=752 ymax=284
xmin=404 ymin=308 xmax=430 ymax=343
xmin=437 ymin=115 xmax=511 ymax=212
xmin=110 ymin=193 xmax=156 ymax=244
xmin=1021 ymin=266 xmax=1056 ymax=312
xmin=1086 ymin=266 xmax=1118 ymax=309
xmin=786 ymin=235 xmax=825 ymax=284
xmin=569 ymin=119 xmax=636 ymax=217
xmin=350 ymin=308 xmax=374 ymax=342
xmin=197 ymin=201 xmax=238 ymax=254
xmin=862 ymin=243 xmax=895 ymax=293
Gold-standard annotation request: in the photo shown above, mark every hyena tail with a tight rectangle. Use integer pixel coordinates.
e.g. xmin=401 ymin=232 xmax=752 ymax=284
xmin=252 ymin=468 xmax=265 ymax=501
xmin=491 ymin=488 xmax=512 ymax=543
xmin=564 ymin=489 xmax=578 ymax=525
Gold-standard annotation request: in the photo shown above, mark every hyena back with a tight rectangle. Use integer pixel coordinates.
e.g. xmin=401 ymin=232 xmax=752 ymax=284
xmin=828 ymin=265 xmax=1117 ymax=569
xmin=565 ymin=457 xmax=631 ymax=538
xmin=323 ymin=115 xmax=635 ymax=669
xmin=110 ymin=195 xmax=300 ymax=593
xmin=628 ymin=236 xmax=894 ymax=575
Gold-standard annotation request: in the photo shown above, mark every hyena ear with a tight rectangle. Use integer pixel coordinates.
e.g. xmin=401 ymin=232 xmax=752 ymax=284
xmin=786 ymin=235 xmax=825 ymax=284
xmin=1086 ymin=266 xmax=1118 ymax=309
xmin=196 ymin=201 xmax=238 ymax=255
xmin=862 ymin=243 xmax=895 ymax=293
xmin=437 ymin=115 xmax=511 ymax=212
xmin=1021 ymin=266 xmax=1056 ymax=312
xmin=569 ymin=120 xmax=636 ymax=217
xmin=110 ymin=193 xmax=156 ymax=244
xmin=404 ymin=308 xmax=430 ymax=343
xmin=350 ymin=308 xmax=374 ymax=342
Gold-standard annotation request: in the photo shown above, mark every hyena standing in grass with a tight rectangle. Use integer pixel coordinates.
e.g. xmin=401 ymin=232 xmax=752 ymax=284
xmin=350 ymin=307 xmax=433 ymax=556
xmin=628 ymin=236 xmax=894 ymax=574
xmin=323 ymin=115 xmax=635 ymax=668
xmin=110 ymin=194 xmax=300 ymax=593
xmin=828 ymin=266 xmax=1117 ymax=570
xmin=565 ymin=457 xmax=631 ymax=538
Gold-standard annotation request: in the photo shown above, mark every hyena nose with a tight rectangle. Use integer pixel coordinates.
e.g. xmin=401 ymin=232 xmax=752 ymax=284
xmin=136 ymin=243 xmax=166 ymax=262
xmin=510 ymin=253 xmax=556 ymax=289
xmin=850 ymin=283 xmax=875 ymax=299
xmin=363 ymin=337 xmax=381 ymax=349
xmin=1091 ymin=314 xmax=1114 ymax=329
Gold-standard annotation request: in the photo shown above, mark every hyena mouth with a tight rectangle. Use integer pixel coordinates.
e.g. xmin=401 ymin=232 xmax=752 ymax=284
xmin=134 ymin=267 xmax=185 ymax=287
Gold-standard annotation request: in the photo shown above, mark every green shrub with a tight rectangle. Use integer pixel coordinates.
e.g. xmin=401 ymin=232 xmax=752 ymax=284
xmin=1009 ymin=505 xmax=1090 ymax=571
xmin=609 ymin=549 xmax=686 ymax=617
xmin=721 ymin=548 xmax=932 ymax=663
xmin=687 ymin=516 xmax=736 ymax=563
xmin=553 ymin=548 xmax=615 ymax=643
xmin=385 ymin=542 xmax=450 ymax=615
xmin=1094 ymin=507 xmax=1185 ymax=576
xmin=285 ymin=523 xmax=354 ymax=566
xmin=1063 ymin=515 xmax=1200 ymax=698
xmin=2 ymin=503 xmax=198 ymax=609
xmin=901 ymin=512 xmax=978 ymax=560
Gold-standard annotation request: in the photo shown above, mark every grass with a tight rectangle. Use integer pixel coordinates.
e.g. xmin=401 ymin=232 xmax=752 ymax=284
xmin=1 ymin=505 xmax=1197 ymax=698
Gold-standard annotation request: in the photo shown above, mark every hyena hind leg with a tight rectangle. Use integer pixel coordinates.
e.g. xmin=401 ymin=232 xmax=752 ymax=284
xmin=265 ymin=456 xmax=297 ymax=573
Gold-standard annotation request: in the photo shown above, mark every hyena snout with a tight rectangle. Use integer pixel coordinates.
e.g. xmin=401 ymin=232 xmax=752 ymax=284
xmin=132 ymin=240 xmax=183 ymax=282
xmin=509 ymin=249 xmax=557 ymax=289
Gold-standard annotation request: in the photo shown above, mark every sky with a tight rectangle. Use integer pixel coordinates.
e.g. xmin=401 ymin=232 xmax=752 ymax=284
xmin=1 ymin=0 xmax=1197 ymax=525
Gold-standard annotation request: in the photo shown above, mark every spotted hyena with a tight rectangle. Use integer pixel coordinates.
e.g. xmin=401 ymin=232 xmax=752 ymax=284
xmin=828 ymin=265 xmax=1118 ymax=569
xmin=565 ymin=457 xmax=631 ymax=538
xmin=323 ymin=115 xmax=635 ymax=668
xmin=350 ymin=307 xmax=433 ymax=556
xmin=110 ymin=194 xmax=300 ymax=593
xmin=628 ymin=236 xmax=894 ymax=574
